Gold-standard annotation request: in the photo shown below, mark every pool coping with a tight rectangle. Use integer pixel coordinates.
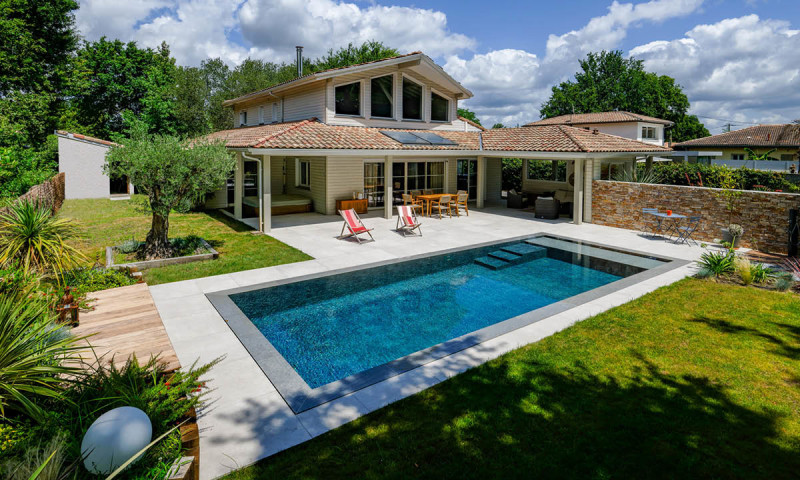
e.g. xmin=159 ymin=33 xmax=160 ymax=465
xmin=206 ymin=233 xmax=689 ymax=413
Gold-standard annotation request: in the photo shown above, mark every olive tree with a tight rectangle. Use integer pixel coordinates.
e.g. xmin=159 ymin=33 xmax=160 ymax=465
xmin=106 ymin=121 xmax=234 ymax=259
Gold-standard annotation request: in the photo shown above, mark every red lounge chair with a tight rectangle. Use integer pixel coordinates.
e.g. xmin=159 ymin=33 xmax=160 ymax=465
xmin=338 ymin=208 xmax=374 ymax=244
xmin=396 ymin=205 xmax=422 ymax=236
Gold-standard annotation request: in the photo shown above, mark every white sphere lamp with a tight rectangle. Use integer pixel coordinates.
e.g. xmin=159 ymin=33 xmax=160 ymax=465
xmin=81 ymin=406 xmax=153 ymax=474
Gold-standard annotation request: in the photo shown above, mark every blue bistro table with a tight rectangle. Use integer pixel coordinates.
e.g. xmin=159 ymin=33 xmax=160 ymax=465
xmin=648 ymin=211 xmax=686 ymax=238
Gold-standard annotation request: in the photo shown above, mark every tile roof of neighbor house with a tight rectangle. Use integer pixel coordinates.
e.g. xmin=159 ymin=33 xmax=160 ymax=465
xmin=482 ymin=125 xmax=671 ymax=153
xmin=205 ymin=119 xmax=670 ymax=153
xmin=524 ymin=111 xmax=673 ymax=127
xmin=673 ymin=124 xmax=800 ymax=148
xmin=55 ymin=130 xmax=117 ymax=147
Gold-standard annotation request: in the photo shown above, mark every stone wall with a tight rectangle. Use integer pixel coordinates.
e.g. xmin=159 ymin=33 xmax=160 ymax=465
xmin=591 ymin=180 xmax=800 ymax=254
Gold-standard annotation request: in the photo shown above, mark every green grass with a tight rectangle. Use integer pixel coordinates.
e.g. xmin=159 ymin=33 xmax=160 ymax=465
xmin=224 ymin=279 xmax=800 ymax=480
xmin=59 ymin=197 xmax=311 ymax=285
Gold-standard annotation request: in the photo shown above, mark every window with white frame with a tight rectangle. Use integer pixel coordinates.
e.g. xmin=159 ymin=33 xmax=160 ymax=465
xmin=431 ymin=92 xmax=449 ymax=122
xmin=402 ymin=77 xmax=422 ymax=120
xmin=731 ymin=153 xmax=745 ymax=160
xmin=295 ymin=159 xmax=310 ymax=188
xmin=641 ymin=126 xmax=657 ymax=139
xmin=335 ymin=82 xmax=361 ymax=116
xmin=239 ymin=111 xmax=247 ymax=126
xmin=370 ymin=75 xmax=393 ymax=118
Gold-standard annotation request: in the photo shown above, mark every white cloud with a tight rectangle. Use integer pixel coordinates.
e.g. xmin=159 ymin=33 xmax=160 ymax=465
xmin=74 ymin=0 xmax=474 ymax=66
xmin=631 ymin=14 xmax=800 ymax=132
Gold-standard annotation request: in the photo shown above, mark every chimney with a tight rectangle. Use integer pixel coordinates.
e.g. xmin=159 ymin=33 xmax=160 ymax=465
xmin=296 ymin=46 xmax=304 ymax=77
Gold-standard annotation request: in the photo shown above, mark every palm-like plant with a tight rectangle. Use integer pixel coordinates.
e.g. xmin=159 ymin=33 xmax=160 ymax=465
xmin=0 ymin=201 xmax=86 ymax=280
xmin=0 ymin=294 xmax=88 ymax=421
xmin=744 ymin=147 xmax=777 ymax=161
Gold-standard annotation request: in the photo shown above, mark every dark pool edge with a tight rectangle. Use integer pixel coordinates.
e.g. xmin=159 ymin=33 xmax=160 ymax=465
xmin=206 ymin=234 xmax=689 ymax=413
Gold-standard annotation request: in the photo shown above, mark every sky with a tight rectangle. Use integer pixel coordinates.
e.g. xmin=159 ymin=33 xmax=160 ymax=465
xmin=74 ymin=0 xmax=800 ymax=133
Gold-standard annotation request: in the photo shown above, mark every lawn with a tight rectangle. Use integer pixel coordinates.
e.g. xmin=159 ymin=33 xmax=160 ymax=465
xmin=225 ymin=278 xmax=800 ymax=479
xmin=60 ymin=196 xmax=311 ymax=285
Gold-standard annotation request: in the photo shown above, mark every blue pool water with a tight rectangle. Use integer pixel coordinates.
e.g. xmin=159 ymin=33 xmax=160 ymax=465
xmin=231 ymin=236 xmax=663 ymax=389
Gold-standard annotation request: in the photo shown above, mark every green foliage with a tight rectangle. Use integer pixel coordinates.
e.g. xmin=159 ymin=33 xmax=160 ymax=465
xmin=734 ymin=258 xmax=754 ymax=286
xmin=773 ymin=272 xmax=795 ymax=292
xmin=0 ymin=147 xmax=56 ymax=200
xmin=60 ymin=267 xmax=137 ymax=298
xmin=457 ymin=108 xmax=481 ymax=126
xmin=168 ymin=235 xmax=208 ymax=258
xmin=311 ymin=41 xmax=400 ymax=72
xmin=0 ymin=201 xmax=86 ymax=279
xmin=0 ymin=294 xmax=86 ymax=422
xmin=744 ymin=148 xmax=777 ymax=161
xmin=713 ymin=169 xmax=743 ymax=223
xmin=118 ymin=237 xmax=142 ymax=254
xmin=501 ymin=158 xmax=522 ymax=191
xmin=1 ymin=433 xmax=71 ymax=480
xmin=612 ymin=166 xmax=663 ymax=184
xmin=67 ymin=38 xmax=178 ymax=138
xmin=0 ymin=264 xmax=39 ymax=298
xmin=105 ymin=121 xmax=234 ymax=258
xmin=750 ymin=263 xmax=772 ymax=284
xmin=697 ymin=251 xmax=735 ymax=277
xmin=540 ymin=50 xmax=709 ymax=142
xmin=0 ymin=92 xmax=59 ymax=149
xmin=492 ymin=123 xmax=506 ymax=129
xmin=173 ymin=66 xmax=212 ymax=137
xmin=646 ymin=163 xmax=800 ymax=192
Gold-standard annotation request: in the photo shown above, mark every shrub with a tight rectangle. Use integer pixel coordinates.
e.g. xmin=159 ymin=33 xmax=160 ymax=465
xmin=734 ymin=258 xmax=754 ymax=286
xmin=750 ymin=263 xmax=773 ymax=284
xmin=697 ymin=251 xmax=735 ymax=277
xmin=1 ymin=433 xmax=71 ymax=480
xmin=60 ymin=267 xmax=137 ymax=298
xmin=118 ymin=237 xmax=141 ymax=254
xmin=0 ymin=264 xmax=38 ymax=297
xmin=0 ymin=147 xmax=56 ymax=200
xmin=0 ymin=294 xmax=87 ymax=421
xmin=647 ymin=163 xmax=800 ymax=192
xmin=0 ymin=201 xmax=86 ymax=280
xmin=773 ymin=272 xmax=795 ymax=292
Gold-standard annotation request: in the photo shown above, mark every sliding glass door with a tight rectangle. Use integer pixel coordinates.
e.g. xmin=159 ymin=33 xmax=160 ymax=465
xmin=457 ymin=159 xmax=477 ymax=200
xmin=363 ymin=160 xmax=447 ymax=209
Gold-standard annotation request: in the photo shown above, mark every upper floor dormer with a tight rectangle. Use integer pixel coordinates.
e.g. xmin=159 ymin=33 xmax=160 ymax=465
xmin=223 ymin=52 xmax=482 ymax=132
xmin=524 ymin=111 xmax=673 ymax=146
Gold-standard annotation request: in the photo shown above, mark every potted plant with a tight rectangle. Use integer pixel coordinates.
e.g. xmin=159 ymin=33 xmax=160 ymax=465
xmin=722 ymin=223 xmax=743 ymax=248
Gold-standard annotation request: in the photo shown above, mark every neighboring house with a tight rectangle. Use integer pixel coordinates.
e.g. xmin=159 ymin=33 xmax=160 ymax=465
xmin=56 ymin=131 xmax=133 ymax=200
xmin=673 ymin=124 xmax=800 ymax=162
xmin=524 ymin=111 xmax=673 ymax=146
xmin=205 ymin=53 xmax=671 ymax=233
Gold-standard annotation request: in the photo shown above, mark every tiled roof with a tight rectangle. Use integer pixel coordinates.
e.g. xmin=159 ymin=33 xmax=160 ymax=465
xmin=55 ymin=130 xmax=117 ymax=147
xmin=481 ymin=125 xmax=671 ymax=153
xmin=458 ymin=115 xmax=486 ymax=131
xmin=206 ymin=119 xmax=670 ymax=153
xmin=525 ymin=111 xmax=673 ymax=126
xmin=223 ymin=52 xmax=425 ymax=106
xmin=205 ymin=119 xmax=480 ymax=150
xmin=673 ymin=124 xmax=800 ymax=148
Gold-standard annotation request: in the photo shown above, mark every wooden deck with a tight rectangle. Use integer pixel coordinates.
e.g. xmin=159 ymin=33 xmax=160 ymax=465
xmin=72 ymin=283 xmax=181 ymax=373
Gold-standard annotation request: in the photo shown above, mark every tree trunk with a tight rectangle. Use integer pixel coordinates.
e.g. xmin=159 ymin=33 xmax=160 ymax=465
xmin=144 ymin=212 xmax=171 ymax=260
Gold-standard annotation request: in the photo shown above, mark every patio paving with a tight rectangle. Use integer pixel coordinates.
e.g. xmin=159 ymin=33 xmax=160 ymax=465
xmin=148 ymin=207 xmax=706 ymax=480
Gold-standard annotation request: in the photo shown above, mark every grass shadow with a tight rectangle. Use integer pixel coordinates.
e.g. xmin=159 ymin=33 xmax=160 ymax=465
xmin=691 ymin=315 xmax=799 ymax=360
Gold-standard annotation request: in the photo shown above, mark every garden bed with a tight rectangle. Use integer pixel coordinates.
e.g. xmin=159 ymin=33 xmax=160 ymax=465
xmin=106 ymin=236 xmax=219 ymax=271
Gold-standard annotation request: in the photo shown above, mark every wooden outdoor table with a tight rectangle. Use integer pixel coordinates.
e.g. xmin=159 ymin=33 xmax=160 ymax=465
xmin=415 ymin=193 xmax=451 ymax=217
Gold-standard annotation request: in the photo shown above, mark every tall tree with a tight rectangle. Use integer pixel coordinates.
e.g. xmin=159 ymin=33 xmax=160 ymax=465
xmin=540 ymin=51 xmax=709 ymax=142
xmin=67 ymin=38 xmax=177 ymax=138
xmin=310 ymin=41 xmax=400 ymax=72
xmin=173 ymin=66 xmax=210 ymax=137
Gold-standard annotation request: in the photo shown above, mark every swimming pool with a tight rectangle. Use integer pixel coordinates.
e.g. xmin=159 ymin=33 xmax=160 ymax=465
xmin=208 ymin=234 xmax=682 ymax=412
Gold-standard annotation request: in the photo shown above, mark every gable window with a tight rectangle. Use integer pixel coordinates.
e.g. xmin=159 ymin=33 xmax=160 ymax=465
xmin=239 ymin=111 xmax=247 ymax=126
xmin=335 ymin=82 xmax=360 ymax=116
xmin=402 ymin=77 xmax=422 ymax=120
xmin=641 ymin=126 xmax=657 ymax=139
xmin=431 ymin=92 xmax=449 ymax=122
xmin=731 ymin=153 xmax=745 ymax=161
xmin=371 ymin=75 xmax=393 ymax=118
xmin=296 ymin=159 xmax=310 ymax=188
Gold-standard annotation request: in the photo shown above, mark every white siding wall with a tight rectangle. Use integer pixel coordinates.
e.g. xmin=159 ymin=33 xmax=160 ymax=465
xmin=486 ymin=157 xmax=503 ymax=204
xmin=57 ymin=136 xmax=112 ymax=199
xmin=282 ymin=85 xmax=325 ymax=121
xmin=285 ymin=156 xmax=325 ymax=213
xmin=325 ymin=157 xmax=365 ymax=215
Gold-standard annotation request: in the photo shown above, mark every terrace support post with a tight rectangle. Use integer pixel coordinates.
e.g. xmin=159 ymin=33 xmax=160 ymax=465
xmin=384 ymin=155 xmax=393 ymax=219
xmin=262 ymin=155 xmax=271 ymax=233
xmin=234 ymin=152 xmax=243 ymax=219
xmin=583 ymin=158 xmax=593 ymax=223
xmin=477 ymin=156 xmax=486 ymax=209
xmin=572 ymin=158 xmax=584 ymax=225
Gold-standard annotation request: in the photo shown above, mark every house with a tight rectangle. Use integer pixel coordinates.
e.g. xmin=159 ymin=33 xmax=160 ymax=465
xmin=204 ymin=53 xmax=672 ymax=233
xmin=55 ymin=131 xmax=133 ymax=199
xmin=673 ymin=124 xmax=800 ymax=162
xmin=524 ymin=111 xmax=673 ymax=146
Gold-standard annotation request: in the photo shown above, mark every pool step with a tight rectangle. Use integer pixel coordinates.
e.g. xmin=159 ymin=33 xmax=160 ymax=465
xmin=488 ymin=250 xmax=521 ymax=262
xmin=474 ymin=256 xmax=511 ymax=270
xmin=501 ymin=243 xmax=547 ymax=259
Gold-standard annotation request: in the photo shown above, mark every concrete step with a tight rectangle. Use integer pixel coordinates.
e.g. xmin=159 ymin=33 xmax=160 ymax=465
xmin=474 ymin=256 xmax=511 ymax=270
